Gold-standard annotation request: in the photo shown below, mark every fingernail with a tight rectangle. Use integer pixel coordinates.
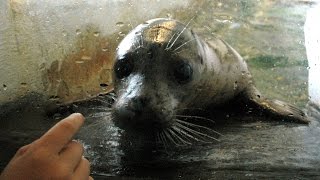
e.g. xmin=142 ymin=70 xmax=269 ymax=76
xmin=71 ymin=113 xmax=85 ymax=120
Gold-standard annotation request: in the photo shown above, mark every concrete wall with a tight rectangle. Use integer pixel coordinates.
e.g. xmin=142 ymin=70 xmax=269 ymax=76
xmin=0 ymin=0 xmax=192 ymax=110
xmin=1 ymin=0 xmax=318 ymax=115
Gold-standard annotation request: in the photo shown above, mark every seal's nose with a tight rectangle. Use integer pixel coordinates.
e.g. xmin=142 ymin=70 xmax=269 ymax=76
xmin=130 ymin=96 xmax=149 ymax=114
xmin=112 ymin=96 xmax=151 ymax=129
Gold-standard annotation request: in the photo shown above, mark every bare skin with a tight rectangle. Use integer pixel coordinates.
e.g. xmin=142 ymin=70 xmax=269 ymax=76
xmin=0 ymin=113 xmax=93 ymax=180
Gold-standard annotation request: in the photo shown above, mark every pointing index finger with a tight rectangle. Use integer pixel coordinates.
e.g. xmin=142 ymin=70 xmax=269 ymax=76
xmin=38 ymin=113 xmax=85 ymax=153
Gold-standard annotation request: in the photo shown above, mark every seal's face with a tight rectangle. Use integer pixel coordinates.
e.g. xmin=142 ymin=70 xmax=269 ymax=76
xmin=112 ymin=19 xmax=205 ymax=132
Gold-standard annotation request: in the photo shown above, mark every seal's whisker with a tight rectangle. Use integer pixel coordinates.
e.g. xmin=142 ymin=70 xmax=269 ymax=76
xmin=84 ymin=116 xmax=97 ymax=121
xmin=175 ymin=115 xmax=216 ymax=125
xmin=91 ymin=102 xmax=113 ymax=107
xmin=167 ymin=16 xmax=195 ymax=50
xmin=176 ymin=107 xmax=208 ymax=112
xmin=159 ymin=131 xmax=169 ymax=151
xmin=168 ymin=127 xmax=192 ymax=145
xmin=166 ymin=32 xmax=178 ymax=50
xmin=104 ymin=93 xmax=117 ymax=99
xmin=92 ymin=98 xmax=112 ymax=103
xmin=173 ymin=48 xmax=188 ymax=55
xmin=95 ymin=97 xmax=116 ymax=105
xmin=163 ymin=129 xmax=174 ymax=145
xmin=163 ymin=129 xmax=181 ymax=146
xmin=85 ymin=114 xmax=112 ymax=120
xmin=175 ymin=121 xmax=220 ymax=142
xmin=159 ymin=131 xmax=165 ymax=145
xmin=156 ymin=131 xmax=162 ymax=144
xmin=86 ymin=107 xmax=112 ymax=111
xmin=96 ymin=98 xmax=115 ymax=105
xmin=178 ymin=125 xmax=217 ymax=143
xmin=167 ymin=128 xmax=183 ymax=145
xmin=173 ymin=38 xmax=196 ymax=52
xmin=173 ymin=123 xmax=213 ymax=144
xmin=172 ymin=125 xmax=212 ymax=144
xmin=168 ymin=128 xmax=188 ymax=146
xmin=204 ymin=25 xmax=212 ymax=31
xmin=88 ymin=111 xmax=112 ymax=116
xmin=175 ymin=119 xmax=222 ymax=137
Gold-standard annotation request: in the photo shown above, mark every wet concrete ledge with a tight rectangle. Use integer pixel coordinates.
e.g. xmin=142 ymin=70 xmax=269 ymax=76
xmin=1 ymin=95 xmax=320 ymax=179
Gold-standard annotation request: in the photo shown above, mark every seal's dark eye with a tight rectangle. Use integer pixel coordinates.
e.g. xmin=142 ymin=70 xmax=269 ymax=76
xmin=114 ymin=58 xmax=133 ymax=79
xmin=174 ymin=62 xmax=193 ymax=84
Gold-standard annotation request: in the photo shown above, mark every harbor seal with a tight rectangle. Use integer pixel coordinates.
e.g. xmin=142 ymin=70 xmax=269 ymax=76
xmin=111 ymin=18 xmax=309 ymax=144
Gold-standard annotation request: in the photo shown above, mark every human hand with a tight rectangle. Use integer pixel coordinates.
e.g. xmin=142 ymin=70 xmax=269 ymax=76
xmin=0 ymin=113 xmax=93 ymax=180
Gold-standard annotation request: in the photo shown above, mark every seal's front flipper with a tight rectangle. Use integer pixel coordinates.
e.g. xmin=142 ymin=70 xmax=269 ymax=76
xmin=245 ymin=87 xmax=310 ymax=124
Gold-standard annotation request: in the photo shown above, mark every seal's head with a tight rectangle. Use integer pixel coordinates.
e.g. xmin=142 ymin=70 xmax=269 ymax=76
xmin=112 ymin=18 xmax=206 ymax=133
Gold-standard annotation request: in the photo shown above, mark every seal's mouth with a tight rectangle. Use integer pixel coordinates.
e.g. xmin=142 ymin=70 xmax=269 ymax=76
xmin=111 ymin=104 xmax=222 ymax=147
xmin=111 ymin=106 xmax=172 ymax=133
